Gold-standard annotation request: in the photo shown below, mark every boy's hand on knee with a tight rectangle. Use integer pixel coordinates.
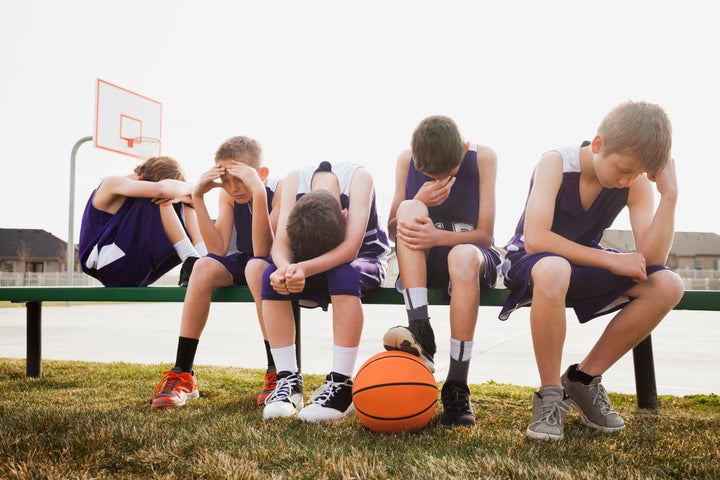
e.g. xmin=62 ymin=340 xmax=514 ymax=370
xmin=397 ymin=216 xmax=438 ymax=251
xmin=609 ymin=252 xmax=648 ymax=283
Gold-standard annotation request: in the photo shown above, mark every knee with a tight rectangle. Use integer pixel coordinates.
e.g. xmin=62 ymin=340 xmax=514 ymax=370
xmin=245 ymin=258 xmax=269 ymax=286
xmin=531 ymin=257 xmax=571 ymax=294
xmin=652 ymin=270 xmax=684 ymax=308
xmin=396 ymin=199 xmax=428 ymax=221
xmin=448 ymin=245 xmax=483 ymax=280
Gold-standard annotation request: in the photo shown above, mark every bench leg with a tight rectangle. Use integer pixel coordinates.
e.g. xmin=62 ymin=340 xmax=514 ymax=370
xmin=632 ymin=334 xmax=658 ymax=409
xmin=26 ymin=301 xmax=42 ymax=378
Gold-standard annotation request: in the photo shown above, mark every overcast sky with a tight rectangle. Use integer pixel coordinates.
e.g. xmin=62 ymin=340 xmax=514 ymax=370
xmin=2 ymin=1 xmax=718 ymax=248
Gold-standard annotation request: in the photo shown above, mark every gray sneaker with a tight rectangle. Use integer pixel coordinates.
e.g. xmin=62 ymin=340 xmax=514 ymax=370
xmin=561 ymin=367 xmax=625 ymax=433
xmin=527 ymin=386 xmax=571 ymax=441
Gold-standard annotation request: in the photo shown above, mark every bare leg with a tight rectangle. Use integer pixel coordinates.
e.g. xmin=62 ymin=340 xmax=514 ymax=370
xmin=246 ymin=258 xmax=272 ymax=340
xmin=529 ymin=256 xmax=572 ymax=387
xmin=447 ymin=244 xmax=483 ymax=341
xmin=331 ymin=295 xmax=364 ymax=348
xmin=263 ymin=300 xmax=297 ymax=348
xmin=179 ymin=258 xmax=233 ymax=339
xmin=395 ymin=199 xmax=429 ymax=288
xmin=579 ymin=269 xmax=683 ymax=376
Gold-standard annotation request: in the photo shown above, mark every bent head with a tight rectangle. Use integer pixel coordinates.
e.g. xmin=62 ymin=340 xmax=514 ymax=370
xmin=134 ymin=156 xmax=185 ymax=182
xmin=411 ymin=115 xmax=465 ymax=176
xmin=287 ymin=165 xmax=346 ymax=261
xmin=595 ymin=101 xmax=672 ymax=178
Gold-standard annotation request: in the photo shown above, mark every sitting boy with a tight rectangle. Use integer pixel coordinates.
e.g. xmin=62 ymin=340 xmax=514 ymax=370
xmin=261 ymin=161 xmax=390 ymax=423
xmin=499 ymin=101 xmax=683 ymax=440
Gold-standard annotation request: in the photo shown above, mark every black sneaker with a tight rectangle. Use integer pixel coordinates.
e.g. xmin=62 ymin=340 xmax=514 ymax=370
xmin=297 ymin=372 xmax=354 ymax=423
xmin=262 ymin=371 xmax=304 ymax=419
xmin=383 ymin=321 xmax=436 ymax=372
xmin=440 ymin=381 xmax=475 ymax=427
xmin=178 ymin=256 xmax=199 ymax=287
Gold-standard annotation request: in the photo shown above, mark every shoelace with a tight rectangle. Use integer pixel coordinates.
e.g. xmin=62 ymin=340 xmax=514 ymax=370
xmin=267 ymin=375 xmax=298 ymax=404
xmin=443 ymin=386 xmax=470 ymax=412
xmin=588 ymin=382 xmax=617 ymax=415
xmin=153 ymin=370 xmax=183 ymax=397
xmin=539 ymin=399 xmax=571 ymax=426
xmin=310 ymin=380 xmax=343 ymax=405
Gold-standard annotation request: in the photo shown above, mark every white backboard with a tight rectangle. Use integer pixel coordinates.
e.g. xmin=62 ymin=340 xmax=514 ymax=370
xmin=95 ymin=79 xmax=162 ymax=157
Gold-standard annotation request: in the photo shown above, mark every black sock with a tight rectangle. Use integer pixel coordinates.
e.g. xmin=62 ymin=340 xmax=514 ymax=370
xmin=407 ymin=305 xmax=429 ymax=324
xmin=264 ymin=340 xmax=276 ymax=373
xmin=174 ymin=336 xmax=199 ymax=373
xmin=568 ymin=363 xmax=595 ymax=385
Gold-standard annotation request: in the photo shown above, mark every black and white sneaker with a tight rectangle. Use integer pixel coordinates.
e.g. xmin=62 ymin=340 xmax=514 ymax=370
xmin=263 ymin=371 xmax=303 ymax=419
xmin=297 ymin=372 xmax=354 ymax=423
xmin=440 ymin=381 xmax=476 ymax=427
xmin=383 ymin=321 xmax=437 ymax=372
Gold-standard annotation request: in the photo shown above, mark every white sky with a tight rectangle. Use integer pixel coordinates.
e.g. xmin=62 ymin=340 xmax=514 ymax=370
xmin=2 ymin=1 xmax=718 ymax=247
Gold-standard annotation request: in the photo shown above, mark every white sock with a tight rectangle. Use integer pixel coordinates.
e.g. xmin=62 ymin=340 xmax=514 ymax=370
xmin=271 ymin=345 xmax=298 ymax=373
xmin=194 ymin=241 xmax=208 ymax=256
xmin=173 ymin=238 xmax=199 ymax=261
xmin=332 ymin=345 xmax=359 ymax=377
xmin=450 ymin=338 xmax=473 ymax=362
xmin=402 ymin=287 xmax=428 ymax=310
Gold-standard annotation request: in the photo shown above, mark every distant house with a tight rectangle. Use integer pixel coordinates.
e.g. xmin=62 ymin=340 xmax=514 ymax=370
xmin=601 ymin=230 xmax=720 ymax=270
xmin=0 ymin=228 xmax=75 ymax=274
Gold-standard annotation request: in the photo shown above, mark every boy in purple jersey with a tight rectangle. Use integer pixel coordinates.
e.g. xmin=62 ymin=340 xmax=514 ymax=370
xmin=79 ymin=156 xmax=206 ymax=287
xmin=151 ymin=136 xmax=282 ymax=408
xmin=261 ymin=161 xmax=389 ymax=423
xmin=500 ymin=101 xmax=683 ymax=440
xmin=384 ymin=115 xmax=502 ymax=427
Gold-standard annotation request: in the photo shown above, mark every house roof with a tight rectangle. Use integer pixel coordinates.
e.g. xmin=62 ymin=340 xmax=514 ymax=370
xmin=601 ymin=230 xmax=720 ymax=256
xmin=0 ymin=228 xmax=68 ymax=260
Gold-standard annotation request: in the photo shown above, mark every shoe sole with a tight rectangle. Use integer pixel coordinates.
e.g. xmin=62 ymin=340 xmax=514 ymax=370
xmin=151 ymin=390 xmax=200 ymax=408
xmin=298 ymin=404 xmax=355 ymax=423
xmin=383 ymin=327 xmax=435 ymax=372
xmin=526 ymin=427 xmax=564 ymax=441
xmin=569 ymin=400 xmax=626 ymax=433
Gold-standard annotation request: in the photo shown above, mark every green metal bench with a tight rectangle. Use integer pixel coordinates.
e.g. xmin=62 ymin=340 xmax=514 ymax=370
xmin=1 ymin=286 xmax=717 ymax=409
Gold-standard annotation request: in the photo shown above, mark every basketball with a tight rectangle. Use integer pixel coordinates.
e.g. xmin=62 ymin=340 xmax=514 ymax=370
xmin=352 ymin=351 xmax=438 ymax=433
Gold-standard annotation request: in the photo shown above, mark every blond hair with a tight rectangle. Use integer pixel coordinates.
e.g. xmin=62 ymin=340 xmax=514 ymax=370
xmin=598 ymin=101 xmax=672 ymax=174
xmin=215 ymin=136 xmax=263 ymax=167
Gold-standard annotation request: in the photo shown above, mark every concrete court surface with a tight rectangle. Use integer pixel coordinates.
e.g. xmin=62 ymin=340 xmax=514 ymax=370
xmin=1 ymin=302 xmax=718 ymax=397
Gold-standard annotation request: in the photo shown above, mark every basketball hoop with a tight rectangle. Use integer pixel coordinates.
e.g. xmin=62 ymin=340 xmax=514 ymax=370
xmin=131 ymin=136 xmax=161 ymax=160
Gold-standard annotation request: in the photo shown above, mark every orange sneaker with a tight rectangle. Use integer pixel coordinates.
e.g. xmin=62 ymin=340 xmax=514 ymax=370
xmin=151 ymin=368 xmax=199 ymax=408
xmin=256 ymin=371 xmax=277 ymax=406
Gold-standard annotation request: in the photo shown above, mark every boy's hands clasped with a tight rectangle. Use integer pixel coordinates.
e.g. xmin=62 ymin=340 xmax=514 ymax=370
xmin=269 ymin=264 xmax=307 ymax=295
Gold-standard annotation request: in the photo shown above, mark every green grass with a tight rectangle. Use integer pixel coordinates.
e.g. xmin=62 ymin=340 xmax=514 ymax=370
xmin=1 ymin=359 xmax=718 ymax=479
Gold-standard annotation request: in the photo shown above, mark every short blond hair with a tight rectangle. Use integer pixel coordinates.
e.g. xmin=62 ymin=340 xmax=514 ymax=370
xmin=215 ymin=136 xmax=263 ymax=167
xmin=598 ymin=101 xmax=672 ymax=174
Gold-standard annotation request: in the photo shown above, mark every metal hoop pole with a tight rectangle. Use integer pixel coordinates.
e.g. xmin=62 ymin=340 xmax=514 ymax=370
xmin=67 ymin=136 xmax=93 ymax=286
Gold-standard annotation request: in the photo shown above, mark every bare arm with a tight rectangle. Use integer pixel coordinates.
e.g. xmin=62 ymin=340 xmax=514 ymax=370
xmin=192 ymin=165 xmax=233 ymax=255
xmin=629 ymin=158 xmax=678 ymax=265
xmin=92 ymin=175 xmax=193 ymax=214
xmin=387 ymin=150 xmax=412 ymax=243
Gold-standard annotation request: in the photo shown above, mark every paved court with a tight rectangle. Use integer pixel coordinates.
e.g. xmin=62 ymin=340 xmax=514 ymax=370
xmin=1 ymin=302 xmax=718 ymax=396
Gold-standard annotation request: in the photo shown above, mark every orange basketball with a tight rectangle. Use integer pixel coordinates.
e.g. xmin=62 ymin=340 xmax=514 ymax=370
xmin=352 ymin=351 xmax=438 ymax=433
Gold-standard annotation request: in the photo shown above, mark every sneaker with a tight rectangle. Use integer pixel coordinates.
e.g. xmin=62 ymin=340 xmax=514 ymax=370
xmin=256 ymin=371 xmax=277 ymax=407
xmin=151 ymin=367 xmax=199 ymax=408
xmin=526 ymin=386 xmax=571 ymax=441
xmin=440 ymin=381 xmax=475 ymax=427
xmin=383 ymin=321 xmax=436 ymax=372
xmin=298 ymin=372 xmax=355 ymax=423
xmin=178 ymin=256 xmax=199 ymax=287
xmin=561 ymin=366 xmax=625 ymax=433
xmin=263 ymin=371 xmax=303 ymax=419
